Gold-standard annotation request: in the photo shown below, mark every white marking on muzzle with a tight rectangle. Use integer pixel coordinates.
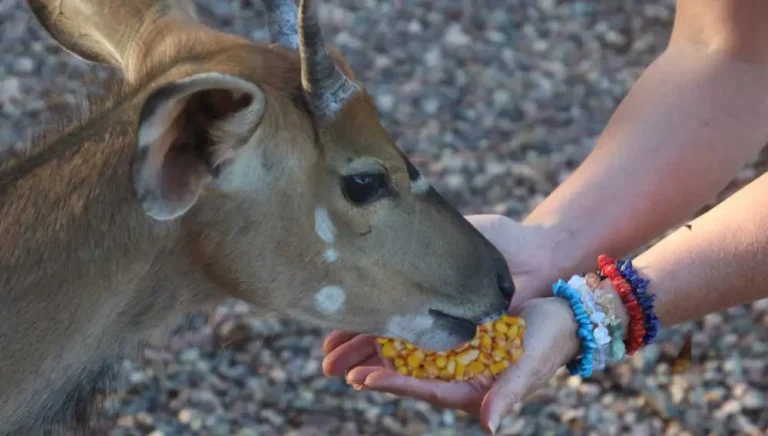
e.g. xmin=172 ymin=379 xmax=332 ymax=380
xmin=385 ymin=314 xmax=435 ymax=339
xmin=315 ymin=285 xmax=347 ymax=315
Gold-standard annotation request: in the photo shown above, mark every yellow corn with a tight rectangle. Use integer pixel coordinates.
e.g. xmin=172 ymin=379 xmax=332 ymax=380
xmin=376 ymin=315 xmax=526 ymax=381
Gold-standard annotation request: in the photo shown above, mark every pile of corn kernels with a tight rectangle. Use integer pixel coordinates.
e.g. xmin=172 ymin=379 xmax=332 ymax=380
xmin=376 ymin=315 xmax=526 ymax=381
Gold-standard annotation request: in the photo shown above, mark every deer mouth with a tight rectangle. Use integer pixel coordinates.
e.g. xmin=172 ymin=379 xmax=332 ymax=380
xmin=429 ymin=308 xmax=505 ymax=327
xmin=427 ymin=309 xmax=480 ymax=341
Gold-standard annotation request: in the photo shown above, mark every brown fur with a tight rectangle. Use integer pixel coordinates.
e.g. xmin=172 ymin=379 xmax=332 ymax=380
xmin=1 ymin=1 xmax=515 ymax=433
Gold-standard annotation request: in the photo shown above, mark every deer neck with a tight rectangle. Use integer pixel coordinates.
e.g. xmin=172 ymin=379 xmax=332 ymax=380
xmin=0 ymin=99 xmax=221 ymax=432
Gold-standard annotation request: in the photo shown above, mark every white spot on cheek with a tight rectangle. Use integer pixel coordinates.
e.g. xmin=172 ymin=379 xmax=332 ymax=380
xmin=324 ymin=247 xmax=338 ymax=263
xmin=314 ymin=206 xmax=337 ymax=243
xmin=410 ymin=175 xmax=431 ymax=195
xmin=385 ymin=314 xmax=435 ymax=338
xmin=315 ymin=285 xmax=347 ymax=315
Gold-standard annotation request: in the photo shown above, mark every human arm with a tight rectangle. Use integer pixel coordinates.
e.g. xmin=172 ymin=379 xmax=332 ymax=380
xmin=482 ymin=168 xmax=768 ymax=432
xmin=522 ymin=0 xmax=768 ymax=304
xmin=617 ymin=170 xmax=768 ymax=326
xmin=349 ymin=170 xmax=768 ymax=433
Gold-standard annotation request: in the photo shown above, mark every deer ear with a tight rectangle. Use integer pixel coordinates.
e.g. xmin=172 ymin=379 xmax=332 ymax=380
xmin=26 ymin=0 xmax=199 ymax=69
xmin=132 ymin=73 xmax=267 ymax=221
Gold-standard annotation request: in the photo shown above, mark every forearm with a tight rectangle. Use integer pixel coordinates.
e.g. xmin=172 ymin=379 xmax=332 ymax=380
xmin=627 ymin=171 xmax=768 ymax=326
xmin=526 ymin=44 xmax=768 ymax=290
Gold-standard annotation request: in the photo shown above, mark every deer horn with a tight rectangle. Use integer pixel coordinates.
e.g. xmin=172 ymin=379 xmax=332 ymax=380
xmin=297 ymin=0 xmax=359 ymax=120
xmin=263 ymin=0 xmax=299 ymax=49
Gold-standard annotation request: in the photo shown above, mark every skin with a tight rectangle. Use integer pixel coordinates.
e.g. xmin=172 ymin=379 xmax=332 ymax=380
xmin=322 ymin=0 xmax=768 ymax=433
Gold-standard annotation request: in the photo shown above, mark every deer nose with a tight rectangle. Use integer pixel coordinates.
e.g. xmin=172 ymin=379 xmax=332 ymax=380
xmin=497 ymin=270 xmax=515 ymax=309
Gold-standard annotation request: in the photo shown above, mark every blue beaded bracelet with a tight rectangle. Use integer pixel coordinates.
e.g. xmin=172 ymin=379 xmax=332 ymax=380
xmin=553 ymin=279 xmax=598 ymax=377
xmin=617 ymin=259 xmax=660 ymax=345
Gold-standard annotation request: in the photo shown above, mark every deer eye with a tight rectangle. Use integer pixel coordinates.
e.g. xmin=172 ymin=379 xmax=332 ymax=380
xmin=342 ymin=172 xmax=389 ymax=205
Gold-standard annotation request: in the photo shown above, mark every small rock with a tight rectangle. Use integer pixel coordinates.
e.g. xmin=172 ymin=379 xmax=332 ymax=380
xmin=376 ymin=93 xmax=396 ymax=113
xmin=0 ymin=78 xmax=21 ymax=100
xmin=14 ymin=57 xmax=35 ymax=73
xmin=178 ymin=409 xmax=195 ymax=424
xmin=714 ymin=399 xmax=741 ymax=419
xmin=180 ymin=348 xmax=200 ymax=362
xmin=443 ymin=24 xmax=471 ymax=47
xmin=135 ymin=412 xmax=155 ymax=431
xmin=740 ymin=388 xmax=765 ymax=410
xmin=214 ymin=320 xmax=252 ymax=350
xmin=268 ymin=367 xmax=288 ymax=384
xmin=116 ymin=415 xmax=135 ymax=427
xmin=381 ymin=415 xmax=404 ymax=434
xmin=261 ymin=409 xmax=285 ymax=427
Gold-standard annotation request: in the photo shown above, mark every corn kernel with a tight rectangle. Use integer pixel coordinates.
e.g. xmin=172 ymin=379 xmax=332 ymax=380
xmin=376 ymin=314 xmax=525 ymax=381
xmin=381 ymin=342 xmax=398 ymax=358
xmin=493 ymin=321 xmax=509 ymax=334
xmin=455 ymin=363 xmax=467 ymax=380
xmin=407 ymin=350 xmax=426 ymax=368
xmin=424 ymin=361 xmax=440 ymax=377
xmin=456 ymin=349 xmax=480 ymax=365
xmin=435 ymin=356 xmax=447 ymax=369
xmin=480 ymin=336 xmax=493 ymax=352
xmin=492 ymin=347 xmax=507 ymax=361
xmin=467 ymin=361 xmax=486 ymax=377
xmin=478 ymin=352 xmax=494 ymax=365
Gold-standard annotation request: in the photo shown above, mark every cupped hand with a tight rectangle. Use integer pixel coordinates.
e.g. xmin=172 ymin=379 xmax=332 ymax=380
xmin=323 ymin=297 xmax=580 ymax=434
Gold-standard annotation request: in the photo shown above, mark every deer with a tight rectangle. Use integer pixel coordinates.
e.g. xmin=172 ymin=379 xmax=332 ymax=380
xmin=0 ymin=0 xmax=517 ymax=433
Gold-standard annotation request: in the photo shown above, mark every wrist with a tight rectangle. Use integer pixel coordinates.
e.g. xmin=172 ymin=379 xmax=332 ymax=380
xmin=594 ymin=277 xmax=631 ymax=342
xmin=525 ymin=221 xmax=595 ymax=291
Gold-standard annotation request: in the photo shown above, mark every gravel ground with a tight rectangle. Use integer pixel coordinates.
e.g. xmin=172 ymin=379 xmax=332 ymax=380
xmin=2 ymin=0 xmax=767 ymax=434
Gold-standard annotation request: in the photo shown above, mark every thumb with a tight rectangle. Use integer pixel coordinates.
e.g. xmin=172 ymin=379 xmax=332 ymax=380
xmin=479 ymin=298 xmax=580 ymax=434
xmin=478 ymin=360 xmax=533 ymax=434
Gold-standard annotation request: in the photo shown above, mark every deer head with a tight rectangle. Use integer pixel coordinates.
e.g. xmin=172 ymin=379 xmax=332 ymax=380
xmin=25 ymin=0 xmax=516 ymax=351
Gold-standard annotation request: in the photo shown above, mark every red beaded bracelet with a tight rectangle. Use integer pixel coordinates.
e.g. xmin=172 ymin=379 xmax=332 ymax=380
xmin=597 ymin=255 xmax=646 ymax=355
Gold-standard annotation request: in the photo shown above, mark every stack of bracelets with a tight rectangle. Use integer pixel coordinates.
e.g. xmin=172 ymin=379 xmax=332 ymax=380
xmin=552 ymin=254 xmax=660 ymax=378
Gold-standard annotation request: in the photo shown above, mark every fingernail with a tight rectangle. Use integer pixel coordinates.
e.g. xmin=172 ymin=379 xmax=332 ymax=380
xmin=345 ymin=371 xmax=362 ymax=385
xmin=488 ymin=415 xmax=500 ymax=435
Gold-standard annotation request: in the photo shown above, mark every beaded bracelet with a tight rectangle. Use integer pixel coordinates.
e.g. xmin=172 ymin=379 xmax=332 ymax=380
xmin=552 ymin=279 xmax=598 ymax=377
xmin=586 ymin=272 xmax=627 ymax=363
xmin=617 ymin=259 xmax=660 ymax=345
xmin=567 ymin=275 xmax=611 ymax=371
xmin=597 ymin=255 xmax=646 ymax=355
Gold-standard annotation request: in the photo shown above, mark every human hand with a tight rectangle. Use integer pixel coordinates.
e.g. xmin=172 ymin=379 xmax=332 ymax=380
xmin=326 ymin=297 xmax=581 ymax=434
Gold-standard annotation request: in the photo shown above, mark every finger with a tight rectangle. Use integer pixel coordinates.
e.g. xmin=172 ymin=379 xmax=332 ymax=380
xmin=479 ymin=368 xmax=529 ymax=435
xmin=345 ymin=356 xmax=384 ymax=386
xmin=322 ymin=334 xmax=378 ymax=376
xmin=322 ymin=330 xmax=359 ymax=354
xmin=362 ymin=369 xmax=491 ymax=413
xmin=345 ymin=365 xmax=383 ymax=385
